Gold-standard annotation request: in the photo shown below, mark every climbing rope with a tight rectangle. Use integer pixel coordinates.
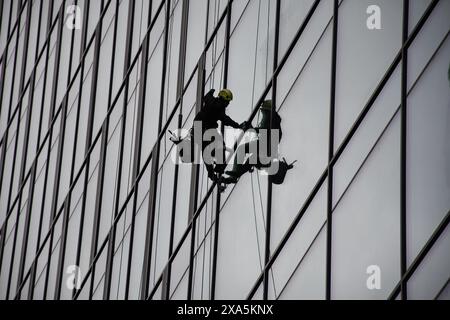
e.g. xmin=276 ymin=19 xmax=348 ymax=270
xmin=183 ymin=0 xmax=280 ymax=299
xmin=250 ymin=0 xmax=263 ymax=268
xmin=248 ymin=0 xmax=278 ymax=298
xmin=194 ymin=0 xmax=221 ymax=298
xmin=200 ymin=179 xmax=211 ymax=299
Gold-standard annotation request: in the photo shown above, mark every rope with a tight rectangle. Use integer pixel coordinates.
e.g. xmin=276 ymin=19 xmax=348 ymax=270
xmin=255 ymin=0 xmax=271 ymax=229
xmin=210 ymin=0 xmax=219 ymax=90
xmin=164 ymin=1 xmax=175 ymax=156
xmin=265 ymin=0 xmax=278 ymax=298
xmin=204 ymin=0 xmax=221 ymax=299
xmin=152 ymin=165 xmax=164 ymax=285
xmin=195 ymin=0 xmax=221 ymax=295
xmin=200 ymin=179 xmax=209 ymax=299
xmin=248 ymin=0 xmax=278 ymax=298
xmin=192 ymin=165 xmax=205 ymax=297
xmin=248 ymin=0 xmax=265 ymax=275
xmin=208 ymin=186 xmax=214 ymax=298
xmin=256 ymin=0 xmax=272 ymax=232
xmin=265 ymin=0 xmax=270 ymax=84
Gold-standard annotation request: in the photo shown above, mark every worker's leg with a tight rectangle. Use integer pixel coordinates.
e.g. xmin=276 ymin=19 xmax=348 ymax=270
xmin=225 ymin=141 xmax=256 ymax=179
xmin=201 ymin=139 xmax=219 ymax=181
xmin=213 ymin=135 xmax=228 ymax=175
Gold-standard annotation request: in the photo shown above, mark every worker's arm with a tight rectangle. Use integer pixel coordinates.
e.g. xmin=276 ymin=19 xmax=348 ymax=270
xmin=222 ymin=115 xmax=240 ymax=129
xmin=203 ymin=89 xmax=215 ymax=107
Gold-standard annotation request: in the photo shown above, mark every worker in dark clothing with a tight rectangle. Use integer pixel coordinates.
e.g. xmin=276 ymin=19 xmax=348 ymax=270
xmin=195 ymin=89 xmax=241 ymax=132
xmin=191 ymin=88 xmax=245 ymax=182
xmin=254 ymin=99 xmax=282 ymax=140
xmin=223 ymin=100 xmax=295 ymax=185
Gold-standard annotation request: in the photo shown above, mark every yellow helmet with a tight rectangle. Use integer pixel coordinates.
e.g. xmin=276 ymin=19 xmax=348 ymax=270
xmin=218 ymin=89 xmax=233 ymax=102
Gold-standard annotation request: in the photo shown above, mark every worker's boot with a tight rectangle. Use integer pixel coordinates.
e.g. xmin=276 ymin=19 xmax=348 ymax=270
xmin=205 ymin=163 xmax=219 ymax=182
xmin=225 ymin=159 xmax=252 ymax=179
xmin=213 ymin=163 xmax=226 ymax=175
xmin=221 ymin=176 xmax=238 ymax=184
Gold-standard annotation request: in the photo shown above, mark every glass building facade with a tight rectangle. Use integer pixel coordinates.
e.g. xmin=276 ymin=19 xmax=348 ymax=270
xmin=0 ymin=0 xmax=449 ymax=300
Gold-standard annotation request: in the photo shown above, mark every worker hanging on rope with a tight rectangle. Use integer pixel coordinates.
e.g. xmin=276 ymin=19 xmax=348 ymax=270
xmin=169 ymin=88 xmax=248 ymax=182
xmin=221 ymin=100 xmax=296 ymax=187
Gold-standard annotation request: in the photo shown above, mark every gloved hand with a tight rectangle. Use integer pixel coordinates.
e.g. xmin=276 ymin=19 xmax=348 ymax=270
xmin=208 ymin=170 xmax=218 ymax=182
xmin=239 ymin=121 xmax=252 ymax=131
